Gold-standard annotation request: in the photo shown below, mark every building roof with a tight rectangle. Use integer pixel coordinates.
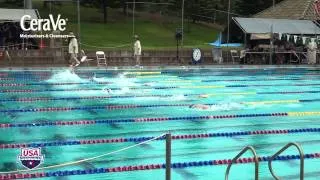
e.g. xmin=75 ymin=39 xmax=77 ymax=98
xmin=253 ymin=0 xmax=316 ymax=20
xmin=233 ymin=17 xmax=320 ymax=34
xmin=0 ymin=8 xmax=39 ymax=22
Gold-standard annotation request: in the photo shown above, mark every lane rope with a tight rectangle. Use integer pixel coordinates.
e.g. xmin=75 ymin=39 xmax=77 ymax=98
xmin=0 ymin=152 xmax=319 ymax=179
xmin=2 ymin=83 xmax=320 ymax=93
xmin=0 ymin=128 xmax=319 ymax=149
xmin=1 ymin=111 xmax=320 ymax=128
xmin=0 ymin=82 xmax=113 ymax=87
xmin=0 ymin=134 xmax=166 ymax=174
xmin=0 ymin=98 xmax=319 ymax=113
xmin=2 ymin=90 xmax=320 ymax=96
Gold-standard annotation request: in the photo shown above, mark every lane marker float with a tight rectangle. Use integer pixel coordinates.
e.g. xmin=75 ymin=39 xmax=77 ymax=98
xmin=0 ymin=153 xmax=319 ymax=179
xmin=2 ymin=111 xmax=320 ymax=128
xmin=0 ymin=128 xmax=319 ymax=149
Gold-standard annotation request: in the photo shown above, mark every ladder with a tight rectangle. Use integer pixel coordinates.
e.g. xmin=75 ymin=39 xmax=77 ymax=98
xmin=225 ymin=142 xmax=305 ymax=180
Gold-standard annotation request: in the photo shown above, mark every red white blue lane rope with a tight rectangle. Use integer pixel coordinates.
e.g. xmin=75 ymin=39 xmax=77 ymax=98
xmin=0 ymin=88 xmax=103 ymax=93
xmin=0 ymin=112 xmax=313 ymax=128
xmin=0 ymin=97 xmax=320 ymax=113
xmin=1 ymin=89 xmax=320 ymax=96
xmin=0 ymin=128 xmax=318 ymax=149
xmin=0 ymin=77 xmax=48 ymax=81
xmin=0 ymin=82 xmax=112 ymax=87
xmin=0 ymin=95 xmax=177 ymax=102
xmin=0 ymin=103 xmax=206 ymax=113
xmin=1 ymin=77 xmax=320 ymax=82
xmin=0 ymin=152 xmax=319 ymax=179
xmin=2 ymin=86 xmax=320 ymax=96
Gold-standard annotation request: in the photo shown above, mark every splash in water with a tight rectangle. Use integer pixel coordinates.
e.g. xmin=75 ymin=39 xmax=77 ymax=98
xmin=172 ymin=95 xmax=187 ymax=101
xmin=190 ymin=102 xmax=244 ymax=111
xmin=46 ymin=70 xmax=88 ymax=83
xmin=209 ymin=102 xmax=244 ymax=111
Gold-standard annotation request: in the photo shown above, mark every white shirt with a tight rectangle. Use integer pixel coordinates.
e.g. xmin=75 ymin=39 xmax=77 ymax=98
xmin=134 ymin=40 xmax=141 ymax=56
xmin=308 ymin=41 xmax=317 ymax=51
xmin=68 ymin=37 xmax=78 ymax=54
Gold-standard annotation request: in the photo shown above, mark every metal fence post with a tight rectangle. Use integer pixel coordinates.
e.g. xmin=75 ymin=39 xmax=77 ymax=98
xmin=166 ymin=133 xmax=171 ymax=180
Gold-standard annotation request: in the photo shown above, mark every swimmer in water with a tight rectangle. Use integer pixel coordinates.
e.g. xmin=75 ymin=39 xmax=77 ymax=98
xmin=189 ymin=104 xmax=210 ymax=110
xmin=199 ymin=94 xmax=209 ymax=98
xmin=103 ymin=88 xmax=112 ymax=94
xmin=143 ymin=83 xmax=152 ymax=87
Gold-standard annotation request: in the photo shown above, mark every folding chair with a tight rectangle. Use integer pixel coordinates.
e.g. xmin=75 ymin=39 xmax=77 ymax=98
xmin=96 ymin=51 xmax=107 ymax=66
xmin=80 ymin=50 xmax=94 ymax=66
xmin=299 ymin=52 xmax=308 ymax=64
xmin=230 ymin=50 xmax=240 ymax=64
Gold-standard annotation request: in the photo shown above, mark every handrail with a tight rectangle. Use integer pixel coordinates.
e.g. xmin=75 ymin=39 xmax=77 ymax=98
xmin=225 ymin=146 xmax=259 ymax=180
xmin=268 ymin=142 xmax=304 ymax=180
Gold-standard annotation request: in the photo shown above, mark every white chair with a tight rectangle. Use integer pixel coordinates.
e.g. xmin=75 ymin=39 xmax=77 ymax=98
xmin=80 ymin=50 xmax=94 ymax=65
xmin=230 ymin=50 xmax=240 ymax=64
xmin=96 ymin=51 xmax=107 ymax=66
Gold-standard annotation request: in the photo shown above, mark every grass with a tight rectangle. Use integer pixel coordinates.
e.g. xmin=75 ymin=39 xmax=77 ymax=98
xmin=31 ymin=1 xmax=218 ymax=50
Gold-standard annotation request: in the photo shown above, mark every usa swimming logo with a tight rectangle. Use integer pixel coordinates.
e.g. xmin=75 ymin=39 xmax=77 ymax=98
xmin=18 ymin=148 xmax=44 ymax=169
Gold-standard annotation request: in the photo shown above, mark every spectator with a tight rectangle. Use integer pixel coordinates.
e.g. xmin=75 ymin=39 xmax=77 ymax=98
xmin=134 ymin=35 xmax=142 ymax=66
xmin=68 ymin=32 xmax=80 ymax=67
xmin=307 ymin=39 xmax=317 ymax=64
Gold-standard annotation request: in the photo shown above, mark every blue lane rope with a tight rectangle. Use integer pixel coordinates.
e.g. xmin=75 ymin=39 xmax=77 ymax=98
xmin=0 ymin=152 xmax=319 ymax=178
xmin=0 ymin=128 xmax=319 ymax=149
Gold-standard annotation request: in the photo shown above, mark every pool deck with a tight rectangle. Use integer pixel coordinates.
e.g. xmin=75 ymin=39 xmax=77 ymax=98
xmin=0 ymin=65 xmax=320 ymax=71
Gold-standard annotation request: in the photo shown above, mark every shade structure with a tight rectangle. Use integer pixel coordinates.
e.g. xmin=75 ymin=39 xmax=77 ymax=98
xmin=0 ymin=8 xmax=39 ymax=22
xmin=233 ymin=17 xmax=320 ymax=35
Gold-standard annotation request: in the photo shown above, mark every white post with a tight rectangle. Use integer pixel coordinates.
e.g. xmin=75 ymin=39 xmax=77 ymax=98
xmin=270 ymin=0 xmax=275 ymax=65
xmin=181 ymin=0 xmax=185 ymax=46
xmin=77 ymin=0 xmax=81 ymax=50
xmin=133 ymin=0 xmax=136 ymax=39
xmin=25 ymin=0 xmax=32 ymax=9
xmin=227 ymin=0 xmax=231 ymax=63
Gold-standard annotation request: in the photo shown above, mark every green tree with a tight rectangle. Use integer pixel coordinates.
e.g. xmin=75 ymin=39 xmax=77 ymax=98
xmin=235 ymin=0 xmax=284 ymax=16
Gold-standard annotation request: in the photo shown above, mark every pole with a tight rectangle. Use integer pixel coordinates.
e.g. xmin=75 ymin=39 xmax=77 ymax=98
xmin=176 ymin=38 xmax=179 ymax=63
xmin=25 ymin=0 xmax=32 ymax=9
xmin=227 ymin=0 xmax=231 ymax=63
xmin=269 ymin=0 xmax=275 ymax=65
xmin=166 ymin=133 xmax=171 ymax=180
xmin=181 ymin=0 xmax=185 ymax=46
xmin=77 ymin=0 xmax=81 ymax=50
xmin=133 ymin=0 xmax=135 ymax=38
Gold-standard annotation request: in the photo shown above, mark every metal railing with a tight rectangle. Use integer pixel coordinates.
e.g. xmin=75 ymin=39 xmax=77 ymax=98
xmin=268 ymin=142 xmax=304 ymax=180
xmin=225 ymin=146 xmax=259 ymax=180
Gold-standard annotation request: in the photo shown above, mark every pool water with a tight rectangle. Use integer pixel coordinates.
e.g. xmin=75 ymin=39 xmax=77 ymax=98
xmin=0 ymin=67 xmax=320 ymax=180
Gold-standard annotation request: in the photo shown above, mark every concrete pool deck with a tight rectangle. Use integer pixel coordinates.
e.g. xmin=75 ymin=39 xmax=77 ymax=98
xmin=0 ymin=65 xmax=320 ymax=71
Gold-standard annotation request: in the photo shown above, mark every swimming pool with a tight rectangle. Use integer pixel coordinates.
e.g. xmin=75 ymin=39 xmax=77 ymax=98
xmin=0 ymin=67 xmax=320 ymax=180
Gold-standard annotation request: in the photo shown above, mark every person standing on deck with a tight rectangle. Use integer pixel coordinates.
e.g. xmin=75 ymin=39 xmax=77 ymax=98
xmin=68 ymin=32 xmax=80 ymax=67
xmin=307 ymin=39 xmax=317 ymax=64
xmin=134 ymin=35 xmax=142 ymax=66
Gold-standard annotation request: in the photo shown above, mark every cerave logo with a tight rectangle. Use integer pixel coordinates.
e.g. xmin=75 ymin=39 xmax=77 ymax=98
xmin=18 ymin=148 xmax=44 ymax=169
xmin=20 ymin=14 xmax=67 ymax=32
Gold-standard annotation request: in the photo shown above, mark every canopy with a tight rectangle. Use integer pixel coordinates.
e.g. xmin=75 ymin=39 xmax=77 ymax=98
xmin=233 ymin=17 xmax=320 ymax=35
xmin=0 ymin=8 xmax=39 ymax=22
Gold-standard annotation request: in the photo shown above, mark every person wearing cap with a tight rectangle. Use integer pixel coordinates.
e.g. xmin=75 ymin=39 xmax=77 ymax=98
xmin=133 ymin=35 xmax=142 ymax=66
xmin=68 ymin=32 xmax=80 ymax=67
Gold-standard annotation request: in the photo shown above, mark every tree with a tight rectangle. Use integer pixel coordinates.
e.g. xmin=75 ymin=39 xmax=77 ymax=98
xmin=122 ymin=0 xmax=127 ymax=15
xmin=235 ymin=0 xmax=284 ymax=16
xmin=102 ymin=0 xmax=107 ymax=23
xmin=4 ymin=0 xmax=23 ymax=7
